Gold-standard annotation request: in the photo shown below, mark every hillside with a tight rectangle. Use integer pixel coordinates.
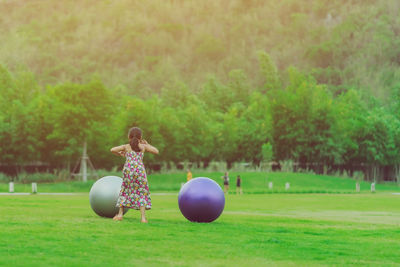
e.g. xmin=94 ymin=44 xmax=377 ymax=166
xmin=1 ymin=0 xmax=400 ymax=100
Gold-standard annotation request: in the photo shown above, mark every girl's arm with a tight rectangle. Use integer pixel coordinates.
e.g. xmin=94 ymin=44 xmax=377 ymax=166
xmin=110 ymin=145 xmax=128 ymax=157
xmin=139 ymin=140 xmax=159 ymax=155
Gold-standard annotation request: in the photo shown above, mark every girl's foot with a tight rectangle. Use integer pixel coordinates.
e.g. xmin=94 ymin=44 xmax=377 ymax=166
xmin=141 ymin=218 xmax=148 ymax=223
xmin=113 ymin=214 xmax=123 ymax=221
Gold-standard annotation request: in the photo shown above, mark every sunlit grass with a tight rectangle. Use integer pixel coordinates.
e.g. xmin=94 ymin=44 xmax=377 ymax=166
xmin=1 ymin=193 xmax=400 ymax=266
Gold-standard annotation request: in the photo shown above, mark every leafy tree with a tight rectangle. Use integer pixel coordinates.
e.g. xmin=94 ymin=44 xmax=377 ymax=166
xmin=45 ymin=80 xmax=114 ymax=167
xmin=261 ymin=142 xmax=273 ymax=162
xmin=199 ymin=76 xmax=232 ymax=112
xmin=239 ymin=92 xmax=271 ymax=165
xmin=216 ymin=104 xmax=242 ymax=168
xmin=270 ymin=68 xmax=338 ymax=166
xmin=257 ymin=51 xmax=281 ymax=93
xmin=333 ymin=89 xmax=368 ymax=165
xmin=0 ymin=66 xmax=42 ymax=169
xmin=227 ymin=69 xmax=251 ymax=105
xmin=358 ymin=107 xmax=400 ymax=180
xmin=160 ymin=79 xmax=194 ymax=109
xmin=175 ymin=102 xmax=215 ymax=165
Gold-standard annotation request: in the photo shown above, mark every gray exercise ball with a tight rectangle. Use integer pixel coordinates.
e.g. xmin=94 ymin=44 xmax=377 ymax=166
xmin=89 ymin=176 xmax=128 ymax=218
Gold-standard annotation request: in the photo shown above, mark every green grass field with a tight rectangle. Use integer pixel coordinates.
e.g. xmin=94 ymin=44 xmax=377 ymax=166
xmin=1 ymin=193 xmax=400 ymax=266
xmin=1 ymin=172 xmax=399 ymax=193
xmin=1 ymin=172 xmax=400 ymax=266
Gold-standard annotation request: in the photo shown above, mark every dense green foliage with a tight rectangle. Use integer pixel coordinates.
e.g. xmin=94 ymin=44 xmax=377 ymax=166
xmin=2 ymin=0 xmax=400 ymax=99
xmin=1 ymin=193 xmax=400 ymax=266
xmin=1 ymin=0 xmax=400 ymax=181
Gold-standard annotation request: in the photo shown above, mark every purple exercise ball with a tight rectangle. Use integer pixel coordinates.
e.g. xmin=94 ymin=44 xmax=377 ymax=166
xmin=178 ymin=177 xmax=225 ymax=223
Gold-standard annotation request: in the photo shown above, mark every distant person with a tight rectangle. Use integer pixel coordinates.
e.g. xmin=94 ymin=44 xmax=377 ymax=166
xmin=236 ymin=175 xmax=243 ymax=195
xmin=187 ymin=169 xmax=192 ymax=182
xmin=221 ymin=172 xmax=229 ymax=194
xmin=110 ymin=127 xmax=159 ymax=223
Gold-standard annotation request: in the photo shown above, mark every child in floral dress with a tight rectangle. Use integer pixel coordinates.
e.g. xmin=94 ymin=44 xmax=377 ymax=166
xmin=110 ymin=127 xmax=159 ymax=223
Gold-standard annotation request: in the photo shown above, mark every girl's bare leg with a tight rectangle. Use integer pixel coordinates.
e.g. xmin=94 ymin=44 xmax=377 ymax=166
xmin=113 ymin=207 xmax=124 ymax=221
xmin=140 ymin=206 xmax=148 ymax=223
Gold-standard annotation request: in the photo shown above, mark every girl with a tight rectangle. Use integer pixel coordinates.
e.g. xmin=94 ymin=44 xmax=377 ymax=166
xmin=110 ymin=127 xmax=159 ymax=223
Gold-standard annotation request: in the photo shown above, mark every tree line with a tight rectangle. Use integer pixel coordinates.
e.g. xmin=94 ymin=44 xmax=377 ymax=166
xmin=1 ymin=52 xmax=400 ymax=181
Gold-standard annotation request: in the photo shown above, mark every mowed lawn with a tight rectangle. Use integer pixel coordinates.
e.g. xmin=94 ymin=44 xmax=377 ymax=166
xmin=1 ymin=193 xmax=400 ymax=266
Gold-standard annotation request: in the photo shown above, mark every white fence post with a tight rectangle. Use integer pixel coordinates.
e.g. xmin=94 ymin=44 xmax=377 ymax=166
xmin=356 ymin=182 xmax=360 ymax=192
xmin=268 ymin=182 xmax=273 ymax=190
xmin=371 ymin=182 xmax=375 ymax=193
xmin=9 ymin=182 xmax=14 ymax=193
xmin=32 ymin=183 xmax=37 ymax=194
xmin=285 ymin=182 xmax=290 ymax=191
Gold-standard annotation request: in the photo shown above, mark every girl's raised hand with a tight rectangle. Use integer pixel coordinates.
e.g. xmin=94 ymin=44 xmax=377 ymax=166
xmin=140 ymin=139 xmax=148 ymax=145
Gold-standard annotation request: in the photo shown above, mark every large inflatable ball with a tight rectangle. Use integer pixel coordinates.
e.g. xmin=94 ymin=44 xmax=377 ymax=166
xmin=89 ymin=176 xmax=128 ymax=218
xmin=178 ymin=177 xmax=225 ymax=223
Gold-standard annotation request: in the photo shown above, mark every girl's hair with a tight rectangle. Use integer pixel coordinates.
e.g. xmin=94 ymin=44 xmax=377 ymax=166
xmin=128 ymin=127 xmax=142 ymax=152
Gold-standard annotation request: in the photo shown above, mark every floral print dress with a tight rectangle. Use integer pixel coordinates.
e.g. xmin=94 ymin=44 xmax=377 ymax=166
xmin=116 ymin=151 xmax=151 ymax=210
